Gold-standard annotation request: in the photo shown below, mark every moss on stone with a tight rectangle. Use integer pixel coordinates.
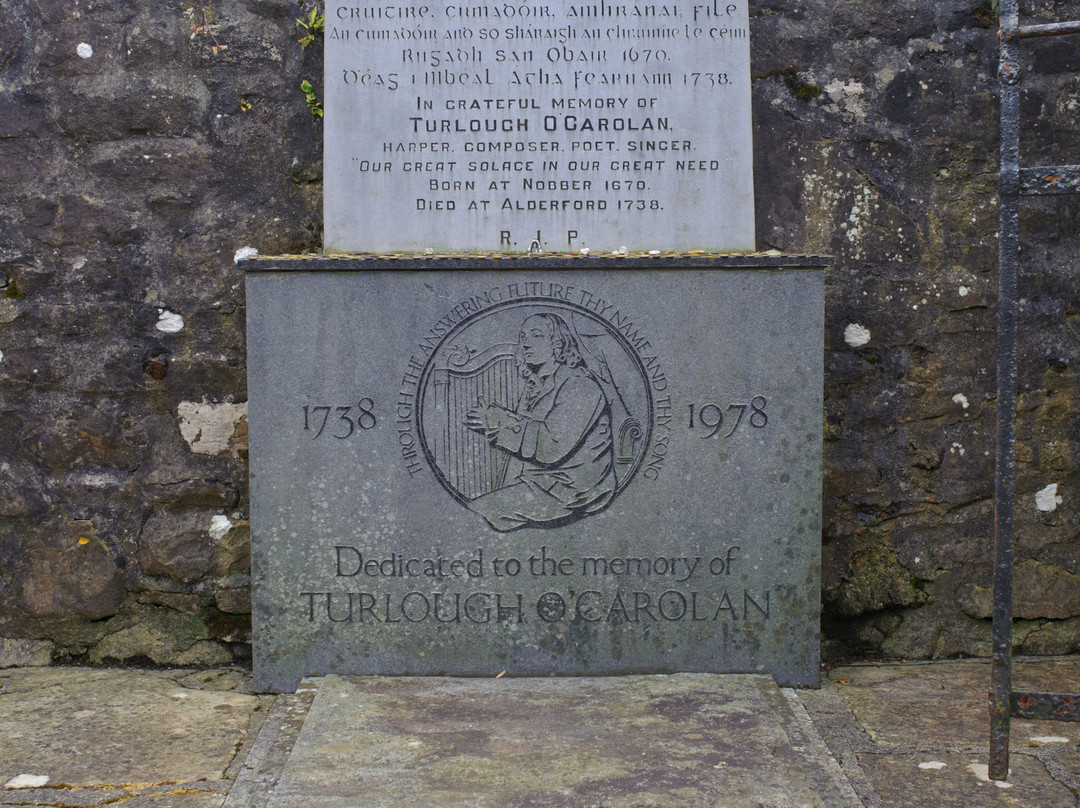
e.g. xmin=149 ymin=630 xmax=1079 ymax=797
xmin=753 ymin=66 xmax=821 ymax=102
xmin=831 ymin=541 xmax=925 ymax=617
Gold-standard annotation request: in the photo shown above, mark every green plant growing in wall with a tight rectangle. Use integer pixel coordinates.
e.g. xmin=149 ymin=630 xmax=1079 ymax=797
xmin=301 ymin=79 xmax=323 ymax=118
xmin=297 ymin=5 xmax=324 ymax=49
xmin=3 ymin=270 xmax=25 ymax=299
xmin=296 ymin=5 xmax=325 ymax=120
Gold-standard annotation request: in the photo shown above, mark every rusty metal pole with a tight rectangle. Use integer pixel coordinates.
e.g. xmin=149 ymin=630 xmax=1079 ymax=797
xmin=990 ymin=0 xmax=1021 ymax=782
xmin=1018 ymin=19 xmax=1080 ymax=38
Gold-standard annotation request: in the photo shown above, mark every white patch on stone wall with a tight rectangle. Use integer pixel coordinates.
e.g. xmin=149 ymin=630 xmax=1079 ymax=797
xmin=233 ymin=246 xmax=259 ymax=264
xmin=952 ymin=393 xmax=969 ymax=409
xmin=209 ymin=514 xmax=233 ymax=540
xmin=835 ymin=184 xmax=879 ymax=260
xmin=918 ymin=761 xmax=946 ymax=770
xmin=156 ymin=309 xmax=184 ymax=333
xmin=177 ymin=401 xmax=247 ymax=455
xmin=1030 ymin=735 xmax=1070 ymax=744
xmin=0 ymin=298 xmax=15 ymax=325
xmin=75 ymin=470 xmax=123 ymax=489
xmin=77 ymin=43 xmax=93 ymax=58
xmin=1035 ymin=483 xmax=1062 ymax=513
xmin=5 ymin=775 xmax=50 ymax=789
xmin=959 ymin=285 xmax=970 ymax=297
xmin=0 ymin=348 xmax=4 ymax=362
xmin=801 ymin=170 xmax=845 ymax=253
xmin=843 ymin=323 xmax=871 ymax=348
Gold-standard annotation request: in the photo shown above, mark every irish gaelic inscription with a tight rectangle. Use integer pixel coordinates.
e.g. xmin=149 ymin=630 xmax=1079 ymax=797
xmin=324 ymin=1 xmax=755 ymax=252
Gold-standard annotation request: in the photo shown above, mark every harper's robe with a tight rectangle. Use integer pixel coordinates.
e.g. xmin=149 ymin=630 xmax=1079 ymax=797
xmin=468 ymin=363 xmax=616 ymax=531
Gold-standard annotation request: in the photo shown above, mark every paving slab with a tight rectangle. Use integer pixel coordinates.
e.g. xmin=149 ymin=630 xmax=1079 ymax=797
xmin=0 ymin=666 xmax=270 ymax=808
xmin=223 ymin=681 xmax=320 ymax=808
xmin=1 ymin=786 xmax=231 ymax=808
xmin=263 ymin=673 xmax=856 ymax=808
xmin=4 ymin=658 xmax=1078 ymax=808
xmin=798 ymin=658 xmax=1080 ymax=808
xmin=821 ymin=658 xmax=1080 ymax=748
xmin=854 ymin=751 xmax=1075 ymax=808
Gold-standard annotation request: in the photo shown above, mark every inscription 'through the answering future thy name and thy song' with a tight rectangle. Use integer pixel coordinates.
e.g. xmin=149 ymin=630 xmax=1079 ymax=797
xmin=324 ymin=0 xmax=754 ymax=251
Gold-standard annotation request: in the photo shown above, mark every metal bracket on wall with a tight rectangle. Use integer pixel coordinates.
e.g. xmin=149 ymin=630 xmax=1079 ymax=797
xmin=990 ymin=0 xmax=1080 ymax=783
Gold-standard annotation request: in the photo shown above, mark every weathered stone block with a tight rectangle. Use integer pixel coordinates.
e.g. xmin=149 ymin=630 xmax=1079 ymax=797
xmin=215 ymin=586 xmax=251 ymax=615
xmin=958 ymin=561 xmax=1080 ymax=621
xmin=15 ymin=521 xmax=125 ymax=621
xmin=53 ymin=74 xmax=210 ymax=141
xmin=1018 ymin=617 xmax=1080 ymax=655
xmin=86 ymin=138 xmax=214 ymax=189
xmin=138 ymin=439 xmax=244 ymax=508
xmin=24 ymin=399 xmax=146 ymax=471
xmin=829 ymin=541 xmax=924 ymax=617
xmin=0 ymin=638 xmax=52 ymax=668
xmin=138 ymin=510 xmax=220 ymax=582
xmin=0 ymin=462 xmax=52 ymax=518
xmin=87 ymin=604 xmax=211 ymax=664
xmin=137 ymin=591 xmax=207 ymax=613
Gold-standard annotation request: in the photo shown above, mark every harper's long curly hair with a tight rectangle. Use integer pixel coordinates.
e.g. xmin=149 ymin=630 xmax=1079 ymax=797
xmin=516 ymin=313 xmax=585 ymax=375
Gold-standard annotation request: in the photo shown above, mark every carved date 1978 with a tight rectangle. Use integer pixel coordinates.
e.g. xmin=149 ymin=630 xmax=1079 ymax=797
xmin=687 ymin=396 xmax=767 ymax=438
xmin=302 ymin=400 xmax=377 ymax=439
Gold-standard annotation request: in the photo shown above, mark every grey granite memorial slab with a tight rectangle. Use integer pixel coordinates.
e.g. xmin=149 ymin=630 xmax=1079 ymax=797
xmin=262 ymin=674 xmax=854 ymax=808
xmin=323 ymin=0 xmax=755 ymax=253
xmin=246 ymin=255 xmax=823 ymax=693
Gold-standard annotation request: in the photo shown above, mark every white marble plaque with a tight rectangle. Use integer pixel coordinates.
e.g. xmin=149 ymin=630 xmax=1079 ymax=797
xmin=324 ymin=0 xmax=755 ymax=253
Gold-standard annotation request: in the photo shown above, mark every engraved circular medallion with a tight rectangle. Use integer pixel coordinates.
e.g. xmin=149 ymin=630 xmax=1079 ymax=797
xmin=417 ymin=297 xmax=654 ymax=531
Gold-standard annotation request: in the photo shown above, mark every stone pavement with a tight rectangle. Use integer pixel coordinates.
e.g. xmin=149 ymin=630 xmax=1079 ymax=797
xmin=0 ymin=666 xmax=270 ymax=808
xmin=240 ymin=674 xmax=857 ymax=808
xmin=1 ymin=658 xmax=1077 ymax=807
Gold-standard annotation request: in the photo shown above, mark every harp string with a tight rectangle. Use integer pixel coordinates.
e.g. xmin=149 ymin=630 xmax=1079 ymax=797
xmin=435 ymin=354 xmax=520 ymax=499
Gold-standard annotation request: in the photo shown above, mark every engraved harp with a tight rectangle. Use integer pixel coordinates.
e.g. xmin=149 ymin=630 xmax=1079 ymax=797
xmin=430 ymin=344 xmax=522 ymax=501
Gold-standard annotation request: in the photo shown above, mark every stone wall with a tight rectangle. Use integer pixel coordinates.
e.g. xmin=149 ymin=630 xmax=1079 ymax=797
xmin=1 ymin=0 xmax=1078 ymax=667
xmin=751 ymin=0 xmax=1080 ymax=658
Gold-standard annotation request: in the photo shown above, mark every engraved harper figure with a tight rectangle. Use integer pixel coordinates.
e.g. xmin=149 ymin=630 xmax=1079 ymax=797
xmin=463 ymin=313 xmax=617 ymax=531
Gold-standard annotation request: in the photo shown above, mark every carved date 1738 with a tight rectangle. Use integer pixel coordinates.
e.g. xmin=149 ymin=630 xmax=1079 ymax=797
xmin=302 ymin=399 xmax=378 ymax=438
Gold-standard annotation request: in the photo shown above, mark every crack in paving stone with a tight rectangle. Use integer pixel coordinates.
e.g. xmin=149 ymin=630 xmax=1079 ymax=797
xmin=0 ymin=782 xmax=224 ymax=808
